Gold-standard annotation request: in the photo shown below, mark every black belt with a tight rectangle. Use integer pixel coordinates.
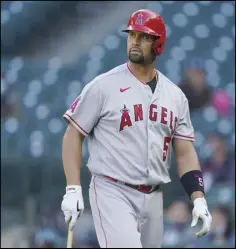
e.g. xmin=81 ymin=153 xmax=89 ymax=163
xmin=103 ymin=175 xmax=160 ymax=194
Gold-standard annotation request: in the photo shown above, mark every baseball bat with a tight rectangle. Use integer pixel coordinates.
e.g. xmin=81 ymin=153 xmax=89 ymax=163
xmin=67 ymin=222 xmax=74 ymax=248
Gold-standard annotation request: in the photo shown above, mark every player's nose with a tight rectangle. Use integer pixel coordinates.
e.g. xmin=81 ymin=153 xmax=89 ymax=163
xmin=132 ymin=35 xmax=141 ymax=45
xmin=133 ymin=38 xmax=141 ymax=45
xmin=131 ymin=39 xmax=141 ymax=50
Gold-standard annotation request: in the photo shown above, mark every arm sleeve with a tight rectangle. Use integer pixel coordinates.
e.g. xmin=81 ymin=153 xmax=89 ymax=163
xmin=174 ymin=95 xmax=195 ymax=142
xmin=63 ymin=80 xmax=103 ymax=137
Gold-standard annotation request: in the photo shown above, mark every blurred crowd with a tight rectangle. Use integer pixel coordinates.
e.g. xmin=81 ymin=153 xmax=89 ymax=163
xmin=179 ymin=58 xmax=235 ymax=189
xmin=1 ymin=74 xmax=21 ymax=119
xmin=179 ymin=57 xmax=233 ymax=118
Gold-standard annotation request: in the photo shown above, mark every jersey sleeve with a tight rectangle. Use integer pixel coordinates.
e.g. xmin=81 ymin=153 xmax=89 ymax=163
xmin=174 ymin=95 xmax=195 ymax=142
xmin=63 ymin=80 xmax=103 ymax=137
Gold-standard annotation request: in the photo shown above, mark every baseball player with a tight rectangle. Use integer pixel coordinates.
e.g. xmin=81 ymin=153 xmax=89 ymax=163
xmin=61 ymin=9 xmax=212 ymax=248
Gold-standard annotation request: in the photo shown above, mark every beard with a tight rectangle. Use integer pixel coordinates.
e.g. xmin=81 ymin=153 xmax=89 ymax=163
xmin=128 ymin=51 xmax=145 ymax=64
xmin=128 ymin=49 xmax=156 ymax=65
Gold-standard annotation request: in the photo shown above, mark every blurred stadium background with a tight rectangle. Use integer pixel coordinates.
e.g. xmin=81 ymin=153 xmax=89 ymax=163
xmin=1 ymin=1 xmax=235 ymax=248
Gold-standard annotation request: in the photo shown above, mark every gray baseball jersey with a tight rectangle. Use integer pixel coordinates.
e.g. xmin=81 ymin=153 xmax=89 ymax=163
xmin=63 ymin=63 xmax=194 ymax=185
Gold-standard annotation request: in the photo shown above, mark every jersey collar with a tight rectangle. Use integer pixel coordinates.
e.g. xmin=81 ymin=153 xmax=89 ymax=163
xmin=126 ymin=63 xmax=158 ymax=85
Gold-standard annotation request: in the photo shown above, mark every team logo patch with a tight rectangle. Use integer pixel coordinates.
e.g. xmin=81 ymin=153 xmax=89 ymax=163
xmin=69 ymin=96 xmax=81 ymax=113
xmin=135 ymin=13 xmax=144 ymax=25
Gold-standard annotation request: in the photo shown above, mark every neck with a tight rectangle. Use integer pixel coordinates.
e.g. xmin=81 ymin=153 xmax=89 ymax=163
xmin=128 ymin=61 xmax=156 ymax=83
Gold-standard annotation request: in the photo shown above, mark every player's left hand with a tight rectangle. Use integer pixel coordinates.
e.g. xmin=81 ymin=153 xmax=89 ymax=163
xmin=191 ymin=197 xmax=212 ymax=237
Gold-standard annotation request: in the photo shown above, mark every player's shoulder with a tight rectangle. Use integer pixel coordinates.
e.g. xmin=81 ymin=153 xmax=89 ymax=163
xmin=158 ymin=70 xmax=187 ymax=100
xmin=82 ymin=64 xmax=128 ymax=93
xmin=81 ymin=64 xmax=127 ymax=95
xmin=95 ymin=63 xmax=128 ymax=82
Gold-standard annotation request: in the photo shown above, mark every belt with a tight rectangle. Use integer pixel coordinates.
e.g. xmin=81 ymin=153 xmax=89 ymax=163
xmin=103 ymin=175 xmax=160 ymax=194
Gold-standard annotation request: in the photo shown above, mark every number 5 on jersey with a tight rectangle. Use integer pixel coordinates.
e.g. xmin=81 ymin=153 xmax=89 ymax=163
xmin=163 ymin=137 xmax=171 ymax=162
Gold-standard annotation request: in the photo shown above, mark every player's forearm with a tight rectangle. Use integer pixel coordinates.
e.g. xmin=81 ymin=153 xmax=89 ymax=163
xmin=62 ymin=124 xmax=84 ymax=186
xmin=174 ymin=139 xmax=204 ymax=201
xmin=175 ymin=142 xmax=201 ymax=177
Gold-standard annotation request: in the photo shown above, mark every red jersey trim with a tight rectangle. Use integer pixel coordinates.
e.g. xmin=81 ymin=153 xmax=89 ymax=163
xmin=174 ymin=133 xmax=195 ymax=141
xmin=63 ymin=113 xmax=89 ymax=136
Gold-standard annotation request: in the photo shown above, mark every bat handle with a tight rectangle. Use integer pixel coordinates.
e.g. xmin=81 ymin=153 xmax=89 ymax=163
xmin=67 ymin=223 xmax=74 ymax=248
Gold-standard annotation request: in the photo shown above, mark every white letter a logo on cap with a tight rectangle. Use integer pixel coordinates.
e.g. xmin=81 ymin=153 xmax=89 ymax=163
xmin=135 ymin=13 xmax=144 ymax=25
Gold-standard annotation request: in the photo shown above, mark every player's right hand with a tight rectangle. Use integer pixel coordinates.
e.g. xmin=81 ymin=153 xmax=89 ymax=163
xmin=61 ymin=185 xmax=84 ymax=231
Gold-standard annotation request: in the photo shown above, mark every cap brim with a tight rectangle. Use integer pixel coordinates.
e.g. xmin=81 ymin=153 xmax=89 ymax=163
xmin=122 ymin=25 xmax=158 ymax=37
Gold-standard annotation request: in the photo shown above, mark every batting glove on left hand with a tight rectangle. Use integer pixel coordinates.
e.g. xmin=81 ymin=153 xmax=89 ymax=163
xmin=191 ymin=197 xmax=212 ymax=237
xmin=61 ymin=185 xmax=84 ymax=231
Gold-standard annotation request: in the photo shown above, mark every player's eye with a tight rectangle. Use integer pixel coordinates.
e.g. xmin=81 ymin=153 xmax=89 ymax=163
xmin=129 ymin=32 xmax=135 ymax=37
xmin=142 ymin=34 xmax=153 ymax=41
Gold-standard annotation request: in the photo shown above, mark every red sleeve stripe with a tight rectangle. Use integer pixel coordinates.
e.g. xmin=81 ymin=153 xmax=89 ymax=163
xmin=174 ymin=133 xmax=195 ymax=139
xmin=63 ymin=113 xmax=89 ymax=136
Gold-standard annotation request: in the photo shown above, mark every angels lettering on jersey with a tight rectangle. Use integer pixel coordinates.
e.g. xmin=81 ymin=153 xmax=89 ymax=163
xmin=119 ymin=103 xmax=178 ymax=135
